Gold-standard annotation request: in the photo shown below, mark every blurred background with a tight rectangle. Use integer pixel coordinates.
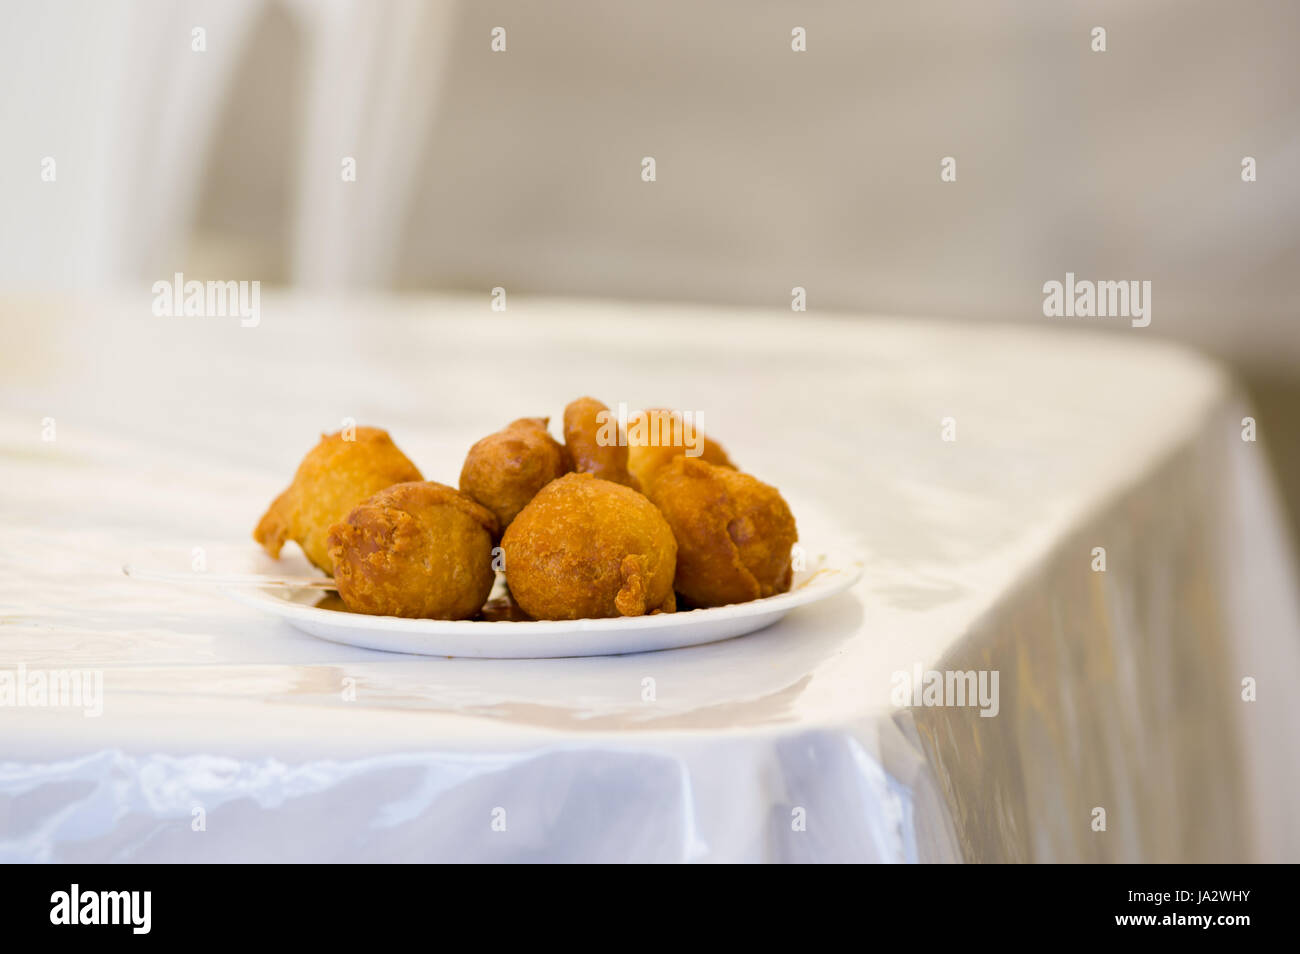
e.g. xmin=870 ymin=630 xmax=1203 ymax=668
xmin=1 ymin=0 xmax=1297 ymax=535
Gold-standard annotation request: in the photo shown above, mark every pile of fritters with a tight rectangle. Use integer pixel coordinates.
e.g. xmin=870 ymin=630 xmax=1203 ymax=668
xmin=253 ymin=398 xmax=798 ymax=620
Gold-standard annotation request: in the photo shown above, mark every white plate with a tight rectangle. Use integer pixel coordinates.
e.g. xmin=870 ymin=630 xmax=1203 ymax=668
xmin=224 ymin=550 xmax=863 ymax=659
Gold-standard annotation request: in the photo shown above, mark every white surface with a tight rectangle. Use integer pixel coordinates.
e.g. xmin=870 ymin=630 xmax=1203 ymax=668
xmin=1 ymin=292 xmax=1297 ymax=862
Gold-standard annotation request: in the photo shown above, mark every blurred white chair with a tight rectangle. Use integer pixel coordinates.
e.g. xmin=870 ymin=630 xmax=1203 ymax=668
xmin=287 ymin=0 xmax=455 ymax=288
xmin=0 ymin=0 xmax=453 ymax=289
xmin=94 ymin=0 xmax=264 ymax=284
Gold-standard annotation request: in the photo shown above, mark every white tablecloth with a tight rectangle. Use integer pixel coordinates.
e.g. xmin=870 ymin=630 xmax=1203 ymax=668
xmin=2 ymin=293 xmax=1297 ymax=862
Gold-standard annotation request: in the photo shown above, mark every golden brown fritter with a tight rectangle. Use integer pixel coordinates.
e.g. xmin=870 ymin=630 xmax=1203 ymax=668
xmin=502 ymin=472 xmax=677 ymax=620
xmin=327 ymin=481 xmax=498 ymax=619
xmin=254 ymin=427 xmax=423 ymax=573
xmin=458 ymin=417 xmax=569 ymax=532
xmin=562 ymin=396 xmax=639 ymax=490
xmin=646 ymin=457 xmax=797 ymax=608
xmin=625 ymin=408 xmax=736 ymax=492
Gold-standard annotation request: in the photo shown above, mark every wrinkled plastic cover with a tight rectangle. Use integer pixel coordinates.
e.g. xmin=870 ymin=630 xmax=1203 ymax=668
xmin=2 ymin=300 xmax=1296 ymax=862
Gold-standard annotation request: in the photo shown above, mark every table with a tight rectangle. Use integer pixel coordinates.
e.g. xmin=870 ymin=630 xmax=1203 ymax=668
xmin=2 ymin=292 xmax=1297 ymax=862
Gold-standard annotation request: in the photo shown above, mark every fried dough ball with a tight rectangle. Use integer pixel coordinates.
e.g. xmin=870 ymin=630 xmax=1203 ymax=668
xmin=562 ymin=396 xmax=639 ymax=490
xmin=646 ymin=457 xmax=797 ymax=608
xmin=502 ymin=473 xmax=677 ymax=620
xmin=254 ymin=427 xmax=423 ymax=573
xmin=326 ymin=481 xmax=498 ymax=619
xmin=459 ymin=417 xmax=569 ymax=531
xmin=625 ymin=408 xmax=736 ymax=492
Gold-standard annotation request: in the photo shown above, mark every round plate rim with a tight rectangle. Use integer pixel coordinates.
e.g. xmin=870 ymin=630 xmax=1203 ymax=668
xmin=224 ymin=561 xmax=863 ymax=635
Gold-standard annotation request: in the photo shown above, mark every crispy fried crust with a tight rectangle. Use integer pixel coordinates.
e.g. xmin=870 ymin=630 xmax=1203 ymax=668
xmin=562 ymin=396 xmax=640 ymax=490
xmin=625 ymin=408 xmax=735 ymax=492
xmin=502 ymin=472 xmax=677 ymax=620
xmin=646 ymin=457 xmax=796 ymax=608
xmin=253 ymin=427 xmax=423 ymax=573
xmin=459 ymin=417 xmax=570 ymax=531
xmin=326 ymin=481 xmax=498 ymax=619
